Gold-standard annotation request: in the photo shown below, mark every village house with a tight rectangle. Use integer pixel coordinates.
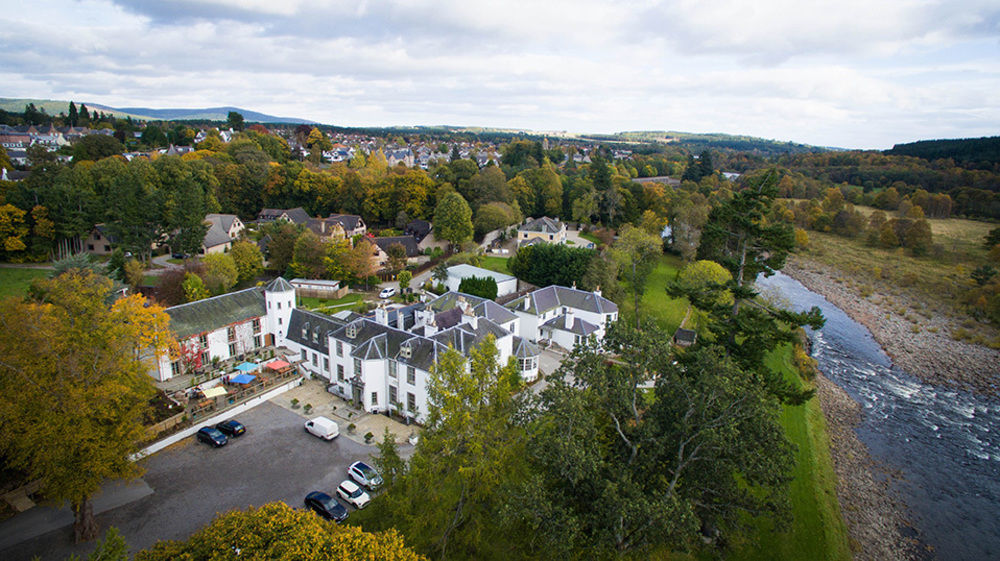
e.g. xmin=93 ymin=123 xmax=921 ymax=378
xmin=518 ymin=216 xmax=567 ymax=246
xmin=372 ymin=236 xmax=421 ymax=269
xmin=84 ymin=224 xmax=117 ymax=256
xmin=504 ymin=284 xmax=618 ymax=350
xmin=445 ymin=264 xmax=518 ymax=297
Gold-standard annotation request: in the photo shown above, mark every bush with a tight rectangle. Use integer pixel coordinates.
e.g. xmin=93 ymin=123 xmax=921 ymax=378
xmin=458 ymin=275 xmax=499 ymax=300
xmin=364 ymin=431 xmax=374 ymax=444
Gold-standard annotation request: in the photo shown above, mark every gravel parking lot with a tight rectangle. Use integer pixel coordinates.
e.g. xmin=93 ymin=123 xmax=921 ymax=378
xmin=2 ymin=402 xmax=376 ymax=561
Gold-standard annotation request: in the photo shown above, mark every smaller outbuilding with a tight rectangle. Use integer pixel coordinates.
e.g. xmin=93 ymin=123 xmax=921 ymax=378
xmin=445 ymin=264 xmax=517 ymax=298
xmin=673 ymin=328 xmax=697 ymax=348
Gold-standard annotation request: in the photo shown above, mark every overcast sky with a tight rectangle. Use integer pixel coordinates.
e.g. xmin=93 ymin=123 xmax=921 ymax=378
xmin=1 ymin=0 xmax=998 ymax=149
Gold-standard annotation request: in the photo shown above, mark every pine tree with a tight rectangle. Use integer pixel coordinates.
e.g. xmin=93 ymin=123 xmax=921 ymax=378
xmin=68 ymin=101 xmax=78 ymax=127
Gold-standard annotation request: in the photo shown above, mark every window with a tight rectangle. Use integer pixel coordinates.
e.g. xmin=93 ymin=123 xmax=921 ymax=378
xmin=103 ymin=245 xmax=110 ymax=252
xmin=389 ymin=385 xmax=397 ymax=406
xmin=227 ymin=326 xmax=236 ymax=341
xmin=228 ymin=342 xmax=237 ymax=356
xmin=354 ymin=358 xmax=361 ymax=377
xmin=346 ymin=323 xmax=358 ymax=339
xmin=519 ymin=357 xmax=536 ymax=371
xmin=406 ymin=366 xmax=415 ymax=385
xmin=201 ymin=351 xmax=210 ymax=364
xmin=549 ymin=234 xmax=553 ymax=240
xmin=389 ymin=360 xmax=397 ymax=379
xmin=574 ymin=335 xmax=582 ymax=346
xmin=371 ymin=392 xmax=378 ymax=406
xmin=312 ymin=330 xmax=318 ymax=343
xmin=252 ymin=319 xmax=261 ymax=333
xmin=407 ymin=392 xmax=416 ymax=412
xmin=171 ymin=361 xmax=181 ymax=377
xmin=277 ymin=302 xmax=281 ymax=310
xmin=254 ymin=335 xmax=261 ymax=348
xmin=337 ymin=364 xmax=344 ymax=381
xmin=311 ymin=353 xmax=317 ymax=366
xmin=301 ymin=349 xmax=307 ymax=361
xmin=278 ymin=317 xmax=282 ymax=325
xmin=324 ymin=357 xmax=329 ymax=371
xmin=198 ymin=333 xmax=208 ymax=348
xmin=400 ymin=345 xmax=411 ymax=359
xmin=336 ymin=341 xmax=343 ymax=357
xmin=87 ymin=244 xmax=94 ymax=250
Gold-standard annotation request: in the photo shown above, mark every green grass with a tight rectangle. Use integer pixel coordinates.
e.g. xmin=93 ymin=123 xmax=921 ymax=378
xmin=635 ymin=256 xmax=851 ymax=561
xmin=579 ymin=231 xmax=601 ymax=245
xmin=479 ymin=256 xmax=511 ymax=275
xmin=0 ymin=267 xmax=49 ymax=299
xmin=726 ymin=348 xmax=851 ymax=561
xmin=298 ymin=292 xmax=364 ymax=312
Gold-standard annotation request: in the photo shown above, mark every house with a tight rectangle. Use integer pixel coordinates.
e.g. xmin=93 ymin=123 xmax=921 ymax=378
xmin=258 ymin=208 xmax=366 ymax=238
xmin=518 ymin=217 xmax=567 ymax=246
xmin=404 ymin=219 xmax=432 ymax=243
xmin=201 ymin=221 xmax=233 ymax=255
xmin=326 ymin=214 xmax=366 ymax=237
xmin=505 ymin=284 xmax=618 ymax=349
xmin=205 ymin=214 xmax=245 ymax=240
xmin=372 ymin=236 xmax=421 ymax=269
xmin=257 ymin=207 xmax=312 ymax=224
xmin=151 ymin=278 xmax=296 ymax=382
xmin=306 ymin=217 xmax=346 ymax=240
xmin=445 ymin=264 xmax=517 ymax=297
xmin=84 ymin=224 xmax=118 ymax=256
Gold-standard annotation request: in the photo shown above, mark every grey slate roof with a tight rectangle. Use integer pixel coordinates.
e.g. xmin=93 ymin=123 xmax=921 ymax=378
xmin=166 ymin=287 xmax=265 ymax=339
xmin=258 ymin=207 xmax=311 ymax=224
xmin=474 ymin=300 xmax=518 ymax=324
xmin=206 ymin=213 xmax=239 ymax=233
xmin=506 ymin=285 xmax=618 ymax=316
xmin=328 ymin=214 xmax=363 ymax=232
xmin=434 ymin=307 xmax=464 ymax=330
xmin=266 ymin=277 xmax=295 ymax=293
xmin=542 ymin=314 xmax=600 ymax=336
xmin=202 ymin=221 xmax=232 ymax=249
xmin=332 ymin=318 xmax=446 ymax=372
xmin=374 ymin=236 xmax=420 ymax=257
xmin=286 ymin=309 xmax=348 ymax=354
xmin=513 ymin=336 xmax=540 ymax=358
xmin=519 ymin=216 xmax=564 ymax=234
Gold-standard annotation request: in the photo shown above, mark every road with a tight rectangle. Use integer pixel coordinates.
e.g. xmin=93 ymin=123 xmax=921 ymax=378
xmin=0 ymin=402 xmax=375 ymax=560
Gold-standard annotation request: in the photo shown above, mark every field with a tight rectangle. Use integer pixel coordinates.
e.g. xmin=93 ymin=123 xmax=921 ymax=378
xmin=0 ymin=267 xmax=49 ymax=299
xmin=479 ymin=256 xmax=511 ymax=275
xmin=617 ymin=253 xmax=691 ymax=332
xmin=638 ymin=255 xmax=850 ymax=561
xmin=297 ymin=292 xmax=364 ymax=313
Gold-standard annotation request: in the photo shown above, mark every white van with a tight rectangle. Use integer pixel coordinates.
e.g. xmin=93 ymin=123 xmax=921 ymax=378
xmin=304 ymin=416 xmax=340 ymax=440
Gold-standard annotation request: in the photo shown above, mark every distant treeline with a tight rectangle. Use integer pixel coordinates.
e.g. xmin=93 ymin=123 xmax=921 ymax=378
xmin=886 ymin=136 xmax=1000 ymax=171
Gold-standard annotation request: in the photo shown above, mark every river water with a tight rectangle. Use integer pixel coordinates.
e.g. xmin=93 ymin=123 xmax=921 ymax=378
xmin=757 ymin=272 xmax=1000 ymax=561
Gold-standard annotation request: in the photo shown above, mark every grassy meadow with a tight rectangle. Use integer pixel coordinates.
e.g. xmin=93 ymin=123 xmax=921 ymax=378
xmin=0 ymin=267 xmax=49 ymax=299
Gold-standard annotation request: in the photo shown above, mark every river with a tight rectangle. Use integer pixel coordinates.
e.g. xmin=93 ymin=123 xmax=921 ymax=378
xmin=757 ymin=272 xmax=1000 ymax=561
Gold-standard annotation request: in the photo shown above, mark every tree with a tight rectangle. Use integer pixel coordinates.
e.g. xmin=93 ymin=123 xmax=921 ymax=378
xmin=984 ymin=227 xmax=1000 ymax=250
xmin=397 ymin=269 xmax=413 ymax=293
xmin=136 ymin=502 xmax=426 ymax=561
xmin=355 ymin=337 xmax=522 ymax=559
xmin=505 ymin=326 xmax=794 ymax=557
xmin=675 ymin=259 xmax=734 ymax=307
xmin=474 ymin=202 xmax=520 ymax=239
xmin=182 ymin=271 xmax=210 ymax=302
xmin=72 ymin=135 xmax=125 ymax=162
xmin=610 ymin=224 xmax=663 ymax=328
xmin=226 ymin=111 xmax=245 ymax=131
xmin=201 ymin=253 xmax=238 ymax=294
xmin=434 ymin=191 xmax=473 ymax=250
xmin=230 ymin=240 xmax=264 ymax=283
xmin=260 ymin=220 xmax=301 ymax=275
xmin=68 ymin=101 xmax=79 ymax=127
xmin=122 ymin=259 xmax=145 ymax=292
xmin=0 ymin=203 xmax=28 ymax=258
xmin=291 ymin=231 xmax=329 ymax=279
xmin=386 ymin=242 xmax=408 ymax=274
xmin=458 ymin=275 xmax=498 ymax=300
xmin=0 ymin=270 xmax=173 ymax=542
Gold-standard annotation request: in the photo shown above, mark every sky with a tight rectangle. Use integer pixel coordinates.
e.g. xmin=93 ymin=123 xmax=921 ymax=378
xmin=1 ymin=0 xmax=998 ymax=149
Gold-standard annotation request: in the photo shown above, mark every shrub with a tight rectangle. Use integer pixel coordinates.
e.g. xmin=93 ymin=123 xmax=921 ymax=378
xmin=364 ymin=431 xmax=374 ymax=444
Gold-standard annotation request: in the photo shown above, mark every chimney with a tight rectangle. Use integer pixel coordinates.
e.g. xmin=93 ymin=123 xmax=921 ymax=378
xmin=522 ymin=297 xmax=530 ymax=311
xmin=375 ymin=303 xmax=389 ymax=326
xmin=464 ymin=305 xmax=478 ymax=329
xmin=565 ymin=308 xmax=574 ymax=329
xmin=594 ymin=285 xmax=602 ymax=297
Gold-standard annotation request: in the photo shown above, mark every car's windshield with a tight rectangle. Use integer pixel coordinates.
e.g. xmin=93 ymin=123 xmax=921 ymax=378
xmin=357 ymin=463 xmax=374 ymax=476
xmin=350 ymin=487 xmax=363 ymax=498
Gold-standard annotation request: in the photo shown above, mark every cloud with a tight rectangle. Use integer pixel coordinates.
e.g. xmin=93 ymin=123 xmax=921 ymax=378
xmin=0 ymin=0 xmax=997 ymax=148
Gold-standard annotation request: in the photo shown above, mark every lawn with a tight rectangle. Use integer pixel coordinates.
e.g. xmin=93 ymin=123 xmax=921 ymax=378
xmin=636 ymin=255 xmax=850 ymax=561
xmin=480 ymin=256 xmax=511 ymax=275
xmin=579 ymin=231 xmax=602 ymax=245
xmin=298 ymin=292 xmax=364 ymax=313
xmin=0 ymin=267 xmax=49 ymax=299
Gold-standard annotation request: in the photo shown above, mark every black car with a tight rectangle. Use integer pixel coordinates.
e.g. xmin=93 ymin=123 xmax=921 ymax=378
xmin=304 ymin=491 xmax=349 ymax=522
xmin=216 ymin=419 xmax=246 ymax=437
xmin=196 ymin=427 xmax=228 ymax=447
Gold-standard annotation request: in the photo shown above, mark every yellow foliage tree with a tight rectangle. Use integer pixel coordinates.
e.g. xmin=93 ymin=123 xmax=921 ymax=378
xmin=135 ymin=502 xmax=426 ymax=561
xmin=0 ymin=269 xmax=175 ymax=542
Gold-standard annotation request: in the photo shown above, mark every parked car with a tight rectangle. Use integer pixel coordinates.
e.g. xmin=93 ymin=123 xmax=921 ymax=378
xmin=348 ymin=461 xmax=383 ymax=490
xmin=215 ymin=419 xmax=246 ymax=437
xmin=171 ymin=252 xmax=190 ymax=259
xmin=196 ymin=427 xmax=228 ymax=447
xmin=304 ymin=416 xmax=340 ymax=440
xmin=336 ymin=480 xmax=371 ymax=509
xmin=379 ymin=287 xmax=396 ymax=299
xmin=304 ymin=491 xmax=348 ymax=522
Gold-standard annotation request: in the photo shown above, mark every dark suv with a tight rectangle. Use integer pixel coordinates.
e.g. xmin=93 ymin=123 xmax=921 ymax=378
xmin=216 ymin=419 xmax=246 ymax=437
xmin=196 ymin=427 xmax=228 ymax=447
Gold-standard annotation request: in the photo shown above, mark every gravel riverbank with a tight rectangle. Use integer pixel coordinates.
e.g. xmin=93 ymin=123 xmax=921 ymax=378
xmin=815 ymin=374 xmax=920 ymax=561
xmin=784 ymin=259 xmax=1000 ymax=398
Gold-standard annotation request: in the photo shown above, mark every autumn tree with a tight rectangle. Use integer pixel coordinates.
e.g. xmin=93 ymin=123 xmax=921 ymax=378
xmin=136 ymin=502 xmax=425 ymax=561
xmin=610 ymin=224 xmax=663 ymax=328
xmin=397 ymin=269 xmax=412 ymax=293
xmin=355 ymin=337 xmax=523 ymax=559
xmin=433 ymin=191 xmax=473 ymax=250
xmin=230 ymin=239 xmax=264 ymax=283
xmin=0 ymin=270 xmax=174 ymax=542
xmin=182 ymin=271 xmax=210 ymax=302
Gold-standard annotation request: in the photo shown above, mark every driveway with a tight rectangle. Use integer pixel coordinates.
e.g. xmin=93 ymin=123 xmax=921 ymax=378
xmin=0 ymin=402 xmax=378 ymax=561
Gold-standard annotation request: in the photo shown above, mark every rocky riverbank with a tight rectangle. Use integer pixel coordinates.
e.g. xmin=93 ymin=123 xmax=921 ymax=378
xmin=814 ymin=373 xmax=921 ymax=561
xmin=784 ymin=259 xmax=1000 ymax=398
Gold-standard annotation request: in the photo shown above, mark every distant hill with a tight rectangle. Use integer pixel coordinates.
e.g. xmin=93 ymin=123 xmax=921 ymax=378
xmin=0 ymin=97 xmax=313 ymax=124
xmin=886 ymin=136 xmax=1000 ymax=170
xmin=590 ymin=130 xmax=832 ymax=156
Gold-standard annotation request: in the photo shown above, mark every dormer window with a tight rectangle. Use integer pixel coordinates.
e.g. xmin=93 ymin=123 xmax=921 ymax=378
xmin=346 ymin=323 xmax=358 ymax=339
xmin=400 ymin=344 xmax=412 ymax=359
xmin=302 ymin=322 xmax=310 ymax=339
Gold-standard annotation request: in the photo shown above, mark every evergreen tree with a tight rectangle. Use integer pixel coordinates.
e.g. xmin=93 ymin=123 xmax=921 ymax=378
xmin=68 ymin=101 xmax=78 ymax=127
